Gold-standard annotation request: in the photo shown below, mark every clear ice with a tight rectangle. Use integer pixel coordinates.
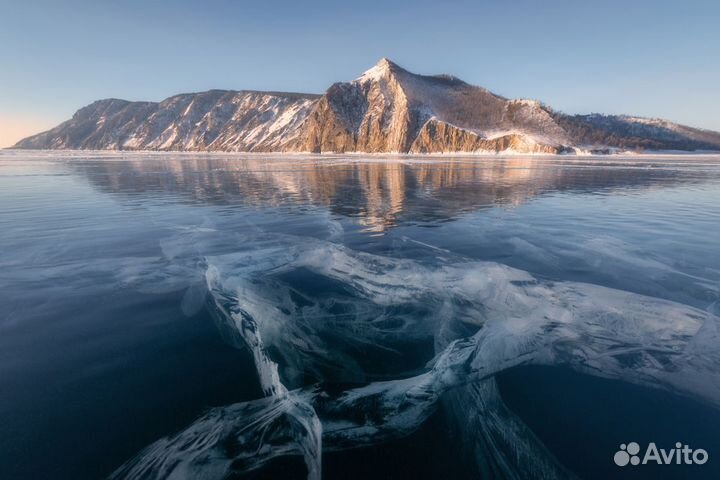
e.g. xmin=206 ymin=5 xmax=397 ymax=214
xmin=110 ymin=230 xmax=720 ymax=480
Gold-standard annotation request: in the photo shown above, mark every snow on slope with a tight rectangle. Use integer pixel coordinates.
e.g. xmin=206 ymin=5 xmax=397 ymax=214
xmin=16 ymin=90 xmax=318 ymax=152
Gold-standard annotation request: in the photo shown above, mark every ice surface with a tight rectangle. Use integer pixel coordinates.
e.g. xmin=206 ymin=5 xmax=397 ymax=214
xmin=109 ymin=229 xmax=720 ymax=479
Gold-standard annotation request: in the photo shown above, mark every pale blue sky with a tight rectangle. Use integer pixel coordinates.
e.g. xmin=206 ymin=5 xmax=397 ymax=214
xmin=1 ymin=0 xmax=719 ymax=147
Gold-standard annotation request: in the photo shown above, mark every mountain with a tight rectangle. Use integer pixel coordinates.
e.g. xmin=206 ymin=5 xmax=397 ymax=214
xmin=13 ymin=58 xmax=720 ymax=154
xmin=15 ymin=90 xmax=318 ymax=151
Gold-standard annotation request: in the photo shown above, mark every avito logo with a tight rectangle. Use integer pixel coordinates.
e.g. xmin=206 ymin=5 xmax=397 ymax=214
xmin=614 ymin=442 xmax=709 ymax=466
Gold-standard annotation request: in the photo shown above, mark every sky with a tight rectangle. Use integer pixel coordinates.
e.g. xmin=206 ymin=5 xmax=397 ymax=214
xmin=1 ymin=0 xmax=719 ymax=148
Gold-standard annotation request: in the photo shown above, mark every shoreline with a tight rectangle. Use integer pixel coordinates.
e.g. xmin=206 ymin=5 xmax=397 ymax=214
xmin=3 ymin=148 xmax=720 ymax=159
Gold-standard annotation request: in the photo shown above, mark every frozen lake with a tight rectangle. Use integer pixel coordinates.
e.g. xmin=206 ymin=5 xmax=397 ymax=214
xmin=1 ymin=151 xmax=719 ymax=479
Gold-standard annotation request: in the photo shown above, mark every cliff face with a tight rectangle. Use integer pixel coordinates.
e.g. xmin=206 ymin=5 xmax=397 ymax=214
xmin=301 ymin=61 xmax=417 ymax=153
xmin=13 ymin=58 xmax=720 ymax=154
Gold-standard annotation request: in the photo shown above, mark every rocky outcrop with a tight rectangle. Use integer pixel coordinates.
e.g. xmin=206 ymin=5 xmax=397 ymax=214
xmin=13 ymin=58 xmax=720 ymax=153
xmin=410 ymin=119 xmax=559 ymax=154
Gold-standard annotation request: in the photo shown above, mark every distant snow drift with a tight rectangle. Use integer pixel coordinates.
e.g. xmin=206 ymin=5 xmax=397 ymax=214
xmin=109 ymin=231 xmax=720 ymax=480
xmin=15 ymin=59 xmax=720 ymax=154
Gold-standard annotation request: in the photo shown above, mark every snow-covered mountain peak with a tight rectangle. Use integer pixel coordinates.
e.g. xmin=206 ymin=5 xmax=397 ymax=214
xmin=355 ymin=57 xmax=405 ymax=83
xmin=376 ymin=57 xmax=395 ymax=68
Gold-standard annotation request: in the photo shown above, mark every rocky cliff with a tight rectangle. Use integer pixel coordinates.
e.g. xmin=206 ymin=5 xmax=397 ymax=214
xmin=13 ymin=58 xmax=720 ymax=154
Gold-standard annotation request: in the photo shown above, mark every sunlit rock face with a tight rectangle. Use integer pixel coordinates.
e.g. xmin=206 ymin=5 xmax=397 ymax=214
xmin=15 ymin=58 xmax=720 ymax=153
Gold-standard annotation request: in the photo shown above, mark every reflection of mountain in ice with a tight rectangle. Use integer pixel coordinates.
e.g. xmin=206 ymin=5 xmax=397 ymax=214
xmin=110 ymin=231 xmax=720 ymax=479
xmin=72 ymin=155 xmax=715 ymax=234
